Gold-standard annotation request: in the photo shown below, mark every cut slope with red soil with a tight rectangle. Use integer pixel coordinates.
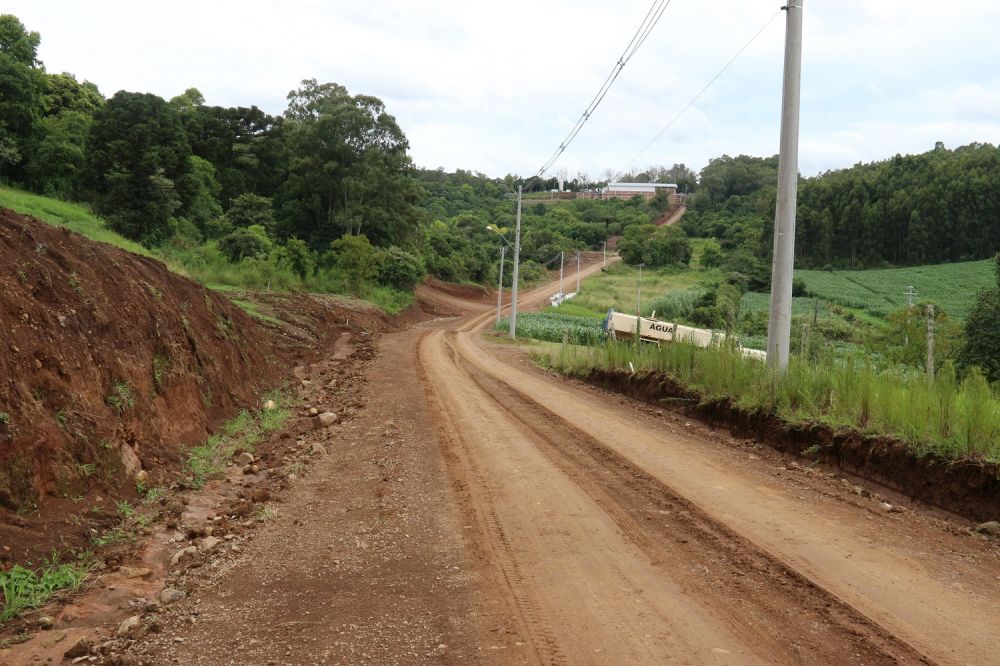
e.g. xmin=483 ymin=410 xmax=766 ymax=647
xmin=0 ymin=211 xmax=287 ymax=564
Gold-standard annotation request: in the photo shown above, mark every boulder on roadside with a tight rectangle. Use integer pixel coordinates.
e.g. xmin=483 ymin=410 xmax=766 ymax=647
xmin=199 ymin=536 xmax=222 ymax=553
xmin=116 ymin=615 xmax=142 ymax=638
xmin=63 ymin=637 xmax=91 ymax=659
xmin=974 ymin=521 xmax=1000 ymax=537
xmin=170 ymin=546 xmax=198 ymax=565
xmin=310 ymin=442 xmax=327 ymax=456
xmin=263 ymin=399 xmax=276 ymax=411
xmin=158 ymin=588 xmax=187 ymax=605
xmin=118 ymin=566 xmax=152 ymax=579
xmin=313 ymin=412 xmax=338 ymax=428
xmin=235 ymin=452 xmax=254 ymax=466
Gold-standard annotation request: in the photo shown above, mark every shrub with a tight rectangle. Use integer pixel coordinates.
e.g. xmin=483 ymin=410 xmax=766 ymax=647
xmin=378 ymin=246 xmax=424 ymax=290
xmin=330 ymin=234 xmax=382 ymax=293
xmin=217 ymin=225 xmax=271 ymax=262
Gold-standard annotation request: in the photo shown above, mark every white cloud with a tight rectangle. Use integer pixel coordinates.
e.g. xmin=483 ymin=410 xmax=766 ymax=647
xmin=7 ymin=0 xmax=1000 ymax=177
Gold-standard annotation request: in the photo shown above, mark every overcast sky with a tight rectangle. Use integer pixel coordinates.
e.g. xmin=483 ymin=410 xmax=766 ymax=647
xmin=8 ymin=1 xmax=1000 ymax=179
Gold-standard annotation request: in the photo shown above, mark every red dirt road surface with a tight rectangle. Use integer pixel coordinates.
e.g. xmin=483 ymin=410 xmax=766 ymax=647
xmin=7 ymin=253 xmax=998 ymax=665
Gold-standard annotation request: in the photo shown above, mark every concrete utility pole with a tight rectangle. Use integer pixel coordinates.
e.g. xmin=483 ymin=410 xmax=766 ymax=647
xmin=576 ymin=250 xmax=581 ymax=293
xmin=636 ymin=263 xmax=645 ymax=342
xmin=495 ymin=245 xmax=506 ymax=325
xmin=766 ymin=0 xmax=804 ymax=372
xmin=603 ymin=241 xmax=607 ymax=269
xmin=509 ymin=185 xmax=523 ymax=339
xmin=559 ymin=251 xmax=565 ymax=296
xmin=926 ymin=303 xmax=935 ymax=378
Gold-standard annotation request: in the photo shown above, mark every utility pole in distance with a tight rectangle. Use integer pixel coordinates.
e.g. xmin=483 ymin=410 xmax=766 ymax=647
xmin=576 ymin=250 xmax=581 ymax=293
xmin=766 ymin=0 xmax=804 ymax=371
xmin=495 ymin=245 xmax=506 ymax=325
xmin=509 ymin=185 xmax=523 ymax=339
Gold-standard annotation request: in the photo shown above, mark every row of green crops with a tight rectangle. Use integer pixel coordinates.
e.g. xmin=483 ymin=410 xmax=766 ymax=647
xmin=495 ymin=312 xmax=605 ymax=345
xmin=549 ymin=340 xmax=1000 ymax=462
xmin=795 ymin=260 xmax=994 ymax=320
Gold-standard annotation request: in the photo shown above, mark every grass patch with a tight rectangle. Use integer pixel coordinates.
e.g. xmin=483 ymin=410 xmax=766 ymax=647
xmin=184 ymin=389 xmax=293 ymax=488
xmin=0 ymin=186 xmax=152 ymax=257
xmin=230 ymin=299 xmax=283 ymax=326
xmin=549 ymin=340 xmax=1000 ymax=462
xmin=573 ymin=261 xmax=722 ymax=317
xmin=0 ymin=553 xmax=90 ymax=625
xmin=106 ymin=382 xmax=136 ymax=415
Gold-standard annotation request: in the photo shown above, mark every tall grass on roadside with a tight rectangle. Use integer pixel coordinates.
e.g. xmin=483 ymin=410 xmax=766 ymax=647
xmin=551 ymin=340 xmax=1000 ymax=462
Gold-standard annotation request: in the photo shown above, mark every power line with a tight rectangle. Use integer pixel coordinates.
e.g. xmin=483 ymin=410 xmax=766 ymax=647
xmin=612 ymin=9 xmax=783 ymax=182
xmin=535 ymin=0 xmax=673 ymax=178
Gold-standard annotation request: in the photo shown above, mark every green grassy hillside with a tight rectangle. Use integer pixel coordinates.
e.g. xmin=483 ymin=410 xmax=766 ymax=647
xmin=0 ymin=186 xmax=152 ymax=257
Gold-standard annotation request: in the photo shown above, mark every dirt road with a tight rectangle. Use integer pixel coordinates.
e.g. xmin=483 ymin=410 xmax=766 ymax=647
xmin=96 ymin=258 xmax=998 ymax=665
xmin=413 ymin=263 xmax=999 ymax=664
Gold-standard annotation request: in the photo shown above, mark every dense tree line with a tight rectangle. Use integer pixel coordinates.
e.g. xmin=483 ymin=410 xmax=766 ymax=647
xmin=1 ymin=15 xmax=418 ymax=246
xmin=796 ymin=143 xmax=1000 ymax=268
xmin=682 ymin=145 xmax=1000 ymax=271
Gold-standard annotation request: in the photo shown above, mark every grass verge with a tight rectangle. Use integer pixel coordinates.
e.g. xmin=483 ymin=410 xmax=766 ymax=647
xmin=546 ymin=340 xmax=1000 ymax=462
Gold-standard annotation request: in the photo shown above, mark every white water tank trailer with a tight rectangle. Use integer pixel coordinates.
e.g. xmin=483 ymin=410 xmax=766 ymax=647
xmin=602 ymin=309 xmax=765 ymax=360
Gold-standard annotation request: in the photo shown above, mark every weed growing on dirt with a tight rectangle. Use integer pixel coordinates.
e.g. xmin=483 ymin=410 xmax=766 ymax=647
xmin=116 ymin=500 xmax=135 ymax=520
xmin=253 ymin=504 xmax=279 ymax=522
xmin=0 ymin=552 xmax=89 ymax=625
xmin=90 ymin=526 xmax=130 ymax=547
xmin=152 ymin=354 xmax=171 ymax=392
xmin=550 ymin=340 xmax=1000 ymax=462
xmin=106 ymin=382 xmax=136 ymax=414
xmin=67 ymin=272 xmax=83 ymax=295
xmin=184 ymin=390 xmax=292 ymax=488
xmin=223 ymin=409 xmax=254 ymax=437
xmin=0 ymin=412 xmax=9 ymax=425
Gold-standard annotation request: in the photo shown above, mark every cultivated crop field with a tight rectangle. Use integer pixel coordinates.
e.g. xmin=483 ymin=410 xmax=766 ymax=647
xmin=795 ymin=260 xmax=994 ymax=320
xmin=495 ymin=311 xmax=604 ymax=345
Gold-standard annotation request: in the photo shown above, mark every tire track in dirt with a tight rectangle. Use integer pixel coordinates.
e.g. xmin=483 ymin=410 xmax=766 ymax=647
xmin=443 ymin=299 xmax=999 ymax=665
xmin=419 ymin=327 xmax=775 ymax=664
xmin=448 ymin=335 xmax=928 ymax=664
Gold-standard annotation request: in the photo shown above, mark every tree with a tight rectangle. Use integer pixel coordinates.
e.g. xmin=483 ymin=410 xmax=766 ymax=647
xmin=276 ymin=79 xmax=420 ymax=247
xmin=958 ymin=254 xmax=1000 ymax=382
xmin=182 ymin=155 xmax=223 ymax=229
xmin=0 ymin=15 xmax=46 ymax=182
xmin=225 ymin=192 xmax=275 ymax=233
xmin=83 ymin=91 xmax=191 ymax=244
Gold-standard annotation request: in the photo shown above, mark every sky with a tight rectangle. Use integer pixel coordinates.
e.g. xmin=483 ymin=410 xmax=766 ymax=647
xmin=8 ymin=0 xmax=1000 ymax=179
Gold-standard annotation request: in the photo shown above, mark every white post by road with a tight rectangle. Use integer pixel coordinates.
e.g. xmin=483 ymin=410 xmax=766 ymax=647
xmin=509 ymin=185 xmax=523 ymax=339
xmin=766 ymin=0 xmax=804 ymax=371
xmin=576 ymin=250 xmax=581 ymax=293
xmin=496 ymin=245 xmax=506 ymax=325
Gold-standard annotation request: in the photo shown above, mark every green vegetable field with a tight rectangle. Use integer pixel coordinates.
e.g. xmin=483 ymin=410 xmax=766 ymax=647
xmin=794 ymin=260 xmax=994 ymax=320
